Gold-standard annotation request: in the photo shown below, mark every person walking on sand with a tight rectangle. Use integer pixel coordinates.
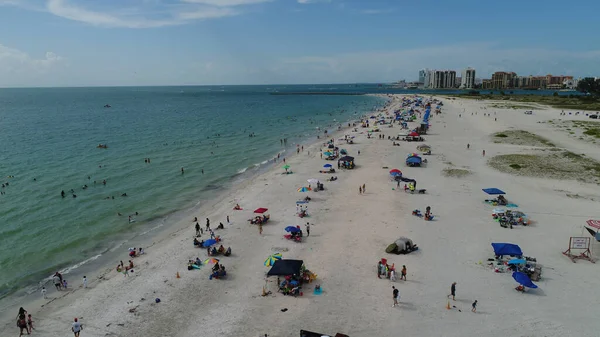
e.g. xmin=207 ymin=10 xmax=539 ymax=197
xmin=305 ymin=222 xmax=310 ymax=237
xmin=41 ymin=286 xmax=47 ymax=299
xmin=400 ymin=265 xmax=407 ymax=281
xmin=472 ymin=300 xmax=478 ymax=313
xmin=259 ymin=223 xmax=263 ymax=235
xmin=482 ymin=150 xmax=485 ymax=157
xmin=72 ymin=317 xmax=82 ymax=337
xmin=448 ymin=282 xmax=457 ymax=300
xmin=362 ymin=183 xmax=366 ymax=193
xmin=392 ymin=286 xmax=399 ymax=307
xmin=226 ymin=215 xmax=230 ymax=225
xmin=83 ymin=276 xmax=87 ymax=288
xmin=195 ymin=222 xmax=201 ymax=236
xmin=206 ymin=218 xmax=210 ymax=231
xmin=467 ymin=143 xmax=470 ymax=149
xmin=359 ymin=186 xmax=362 ymax=194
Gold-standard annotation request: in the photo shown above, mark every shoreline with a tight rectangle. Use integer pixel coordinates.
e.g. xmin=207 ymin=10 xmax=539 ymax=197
xmin=0 ymin=95 xmax=390 ymax=330
xmin=7 ymin=93 xmax=599 ymax=336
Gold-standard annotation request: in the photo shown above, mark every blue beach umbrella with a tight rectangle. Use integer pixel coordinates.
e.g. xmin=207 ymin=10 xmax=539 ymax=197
xmin=508 ymin=259 xmax=526 ymax=265
xmin=323 ymin=164 xmax=332 ymax=168
xmin=512 ymin=271 xmax=538 ymax=289
xmin=285 ymin=226 xmax=300 ymax=233
xmin=203 ymin=239 xmax=217 ymax=247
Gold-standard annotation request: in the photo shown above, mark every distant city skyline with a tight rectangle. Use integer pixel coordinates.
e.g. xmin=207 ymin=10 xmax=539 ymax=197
xmin=0 ymin=0 xmax=599 ymax=87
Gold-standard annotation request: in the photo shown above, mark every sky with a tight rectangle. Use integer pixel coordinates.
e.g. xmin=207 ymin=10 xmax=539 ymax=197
xmin=0 ymin=0 xmax=599 ymax=87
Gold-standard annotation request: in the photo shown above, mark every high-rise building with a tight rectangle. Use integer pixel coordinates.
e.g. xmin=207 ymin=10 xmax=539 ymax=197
xmin=418 ymin=69 xmax=428 ymax=84
xmin=461 ymin=68 xmax=476 ymax=89
xmin=444 ymin=70 xmax=457 ymax=88
xmin=491 ymin=72 xmax=517 ymax=89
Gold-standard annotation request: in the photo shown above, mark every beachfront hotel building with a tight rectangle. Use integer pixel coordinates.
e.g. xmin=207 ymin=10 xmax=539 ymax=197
xmin=481 ymin=72 xmax=575 ymax=90
xmin=460 ymin=68 xmax=476 ymax=89
xmin=491 ymin=71 xmax=517 ymax=89
xmin=424 ymin=70 xmax=456 ymax=89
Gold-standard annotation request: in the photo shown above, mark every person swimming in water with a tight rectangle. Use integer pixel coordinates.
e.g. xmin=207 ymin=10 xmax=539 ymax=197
xmin=61 ymin=190 xmax=65 ymax=198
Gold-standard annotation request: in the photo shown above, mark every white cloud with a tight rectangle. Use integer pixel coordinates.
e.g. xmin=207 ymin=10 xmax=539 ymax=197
xmin=181 ymin=0 xmax=273 ymax=6
xmin=46 ymin=0 xmax=242 ymax=28
xmin=0 ymin=44 xmax=64 ymax=86
xmin=297 ymin=0 xmax=331 ymax=4
xmin=278 ymin=44 xmax=600 ymax=83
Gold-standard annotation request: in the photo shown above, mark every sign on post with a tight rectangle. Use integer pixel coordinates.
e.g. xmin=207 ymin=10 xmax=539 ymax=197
xmin=563 ymin=237 xmax=594 ymax=263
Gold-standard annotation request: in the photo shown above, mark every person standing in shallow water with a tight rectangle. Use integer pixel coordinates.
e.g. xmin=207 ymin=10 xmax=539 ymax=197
xmin=181 ymin=167 xmax=184 ymax=174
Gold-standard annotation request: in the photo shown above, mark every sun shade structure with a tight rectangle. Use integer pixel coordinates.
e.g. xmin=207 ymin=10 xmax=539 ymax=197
xmin=512 ymin=271 xmax=538 ymax=288
xmin=491 ymin=243 xmax=523 ymax=257
xmin=254 ymin=208 xmax=268 ymax=214
xmin=482 ymin=188 xmax=506 ymax=195
xmin=267 ymin=259 xmax=304 ymax=276
xmin=338 ymin=156 xmax=355 ymax=162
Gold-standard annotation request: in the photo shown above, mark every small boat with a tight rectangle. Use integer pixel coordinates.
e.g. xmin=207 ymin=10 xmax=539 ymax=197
xmin=97 ymin=144 xmax=108 ymax=149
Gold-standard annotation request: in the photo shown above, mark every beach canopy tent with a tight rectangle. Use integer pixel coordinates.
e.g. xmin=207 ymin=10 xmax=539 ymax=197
xmin=339 ymin=156 xmax=355 ymax=162
xmin=512 ymin=271 xmax=538 ymax=288
xmin=491 ymin=243 xmax=523 ymax=257
xmin=416 ymin=144 xmax=431 ymax=152
xmin=254 ymin=208 xmax=269 ymax=214
xmin=406 ymin=156 xmax=422 ymax=166
xmin=394 ymin=237 xmax=414 ymax=251
xmin=483 ymin=188 xmax=506 ymax=195
xmin=267 ymin=259 xmax=304 ymax=276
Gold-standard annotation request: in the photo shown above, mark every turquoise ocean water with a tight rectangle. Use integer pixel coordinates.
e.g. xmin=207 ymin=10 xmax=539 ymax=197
xmin=0 ymin=85 xmax=386 ymax=301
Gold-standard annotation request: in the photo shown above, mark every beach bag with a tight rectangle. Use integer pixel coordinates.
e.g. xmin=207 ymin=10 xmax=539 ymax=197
xmin=385 ymin=243 xmax=397 ymax=254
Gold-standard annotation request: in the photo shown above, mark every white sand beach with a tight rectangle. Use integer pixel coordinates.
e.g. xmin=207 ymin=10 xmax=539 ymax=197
xmin=4 ymin=95 xmax=600 ymax=337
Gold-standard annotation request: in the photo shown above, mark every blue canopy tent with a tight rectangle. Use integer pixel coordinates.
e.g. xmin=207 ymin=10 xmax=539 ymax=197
xmin=491 ymin=243 xmax=523 ymax=257
xmin=512 ymin=271 xmax=538 ymax=289
xmin=483 ymin=188 xmax=506 ymax=195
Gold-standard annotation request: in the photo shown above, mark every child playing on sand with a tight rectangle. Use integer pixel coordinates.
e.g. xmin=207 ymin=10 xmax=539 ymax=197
xmin=27 ymin=314 xmax=34 ymax=332
xmin=62 ymin=279 xmax=68 ymax=289
xmin=472 ymin=300 xmax=477 ymax=312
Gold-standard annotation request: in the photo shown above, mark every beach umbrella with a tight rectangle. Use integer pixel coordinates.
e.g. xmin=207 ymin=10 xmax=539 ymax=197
xmin=389 ymin=169 xmax=402 ymax=174
xmin=285 ymin=226 xmax=300 ymax=233
xmin=298 ymin=187 xmax=311 ymax=192
xmin=203 ymin=239 xmax=217 ymax=247
xmin=323 ymin=164 xmax=332 ymax=168
xmin=390 ymin=171 xmax=401 ymax=177
xmin=307 ymin=178 xmax=319 ymax=185
xmin=204 ymin=258 xmax=219 ymax=265
xmin=512 ymin=271 xmax=538 ymax=289
xmin=508 ymin=259 xmax=526 ymax=265
xmin=323 ymin=151 xmax=333 ymax=156
xmin=264 ymin=253 xmax=282 ymax=267
xmin=282 ymin=164 xmax=290 ymax=171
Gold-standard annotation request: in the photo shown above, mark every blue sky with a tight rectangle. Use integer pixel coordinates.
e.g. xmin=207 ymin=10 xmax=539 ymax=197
xmin=0 ymin=0 xmax=599 ymax=87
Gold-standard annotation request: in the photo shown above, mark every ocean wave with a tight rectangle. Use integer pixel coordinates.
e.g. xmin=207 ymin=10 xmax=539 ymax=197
xmin=57 ymin=254 xmax=102 ymax=278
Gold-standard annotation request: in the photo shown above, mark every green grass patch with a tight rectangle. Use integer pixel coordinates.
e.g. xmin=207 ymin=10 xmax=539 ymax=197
xmin=488 ymin=151 xmax=600 ymax=184
xmin=442 ymin=168 xmax=471 ymax=178
xmin=491 ymin=130 xmax=555 ymax=147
